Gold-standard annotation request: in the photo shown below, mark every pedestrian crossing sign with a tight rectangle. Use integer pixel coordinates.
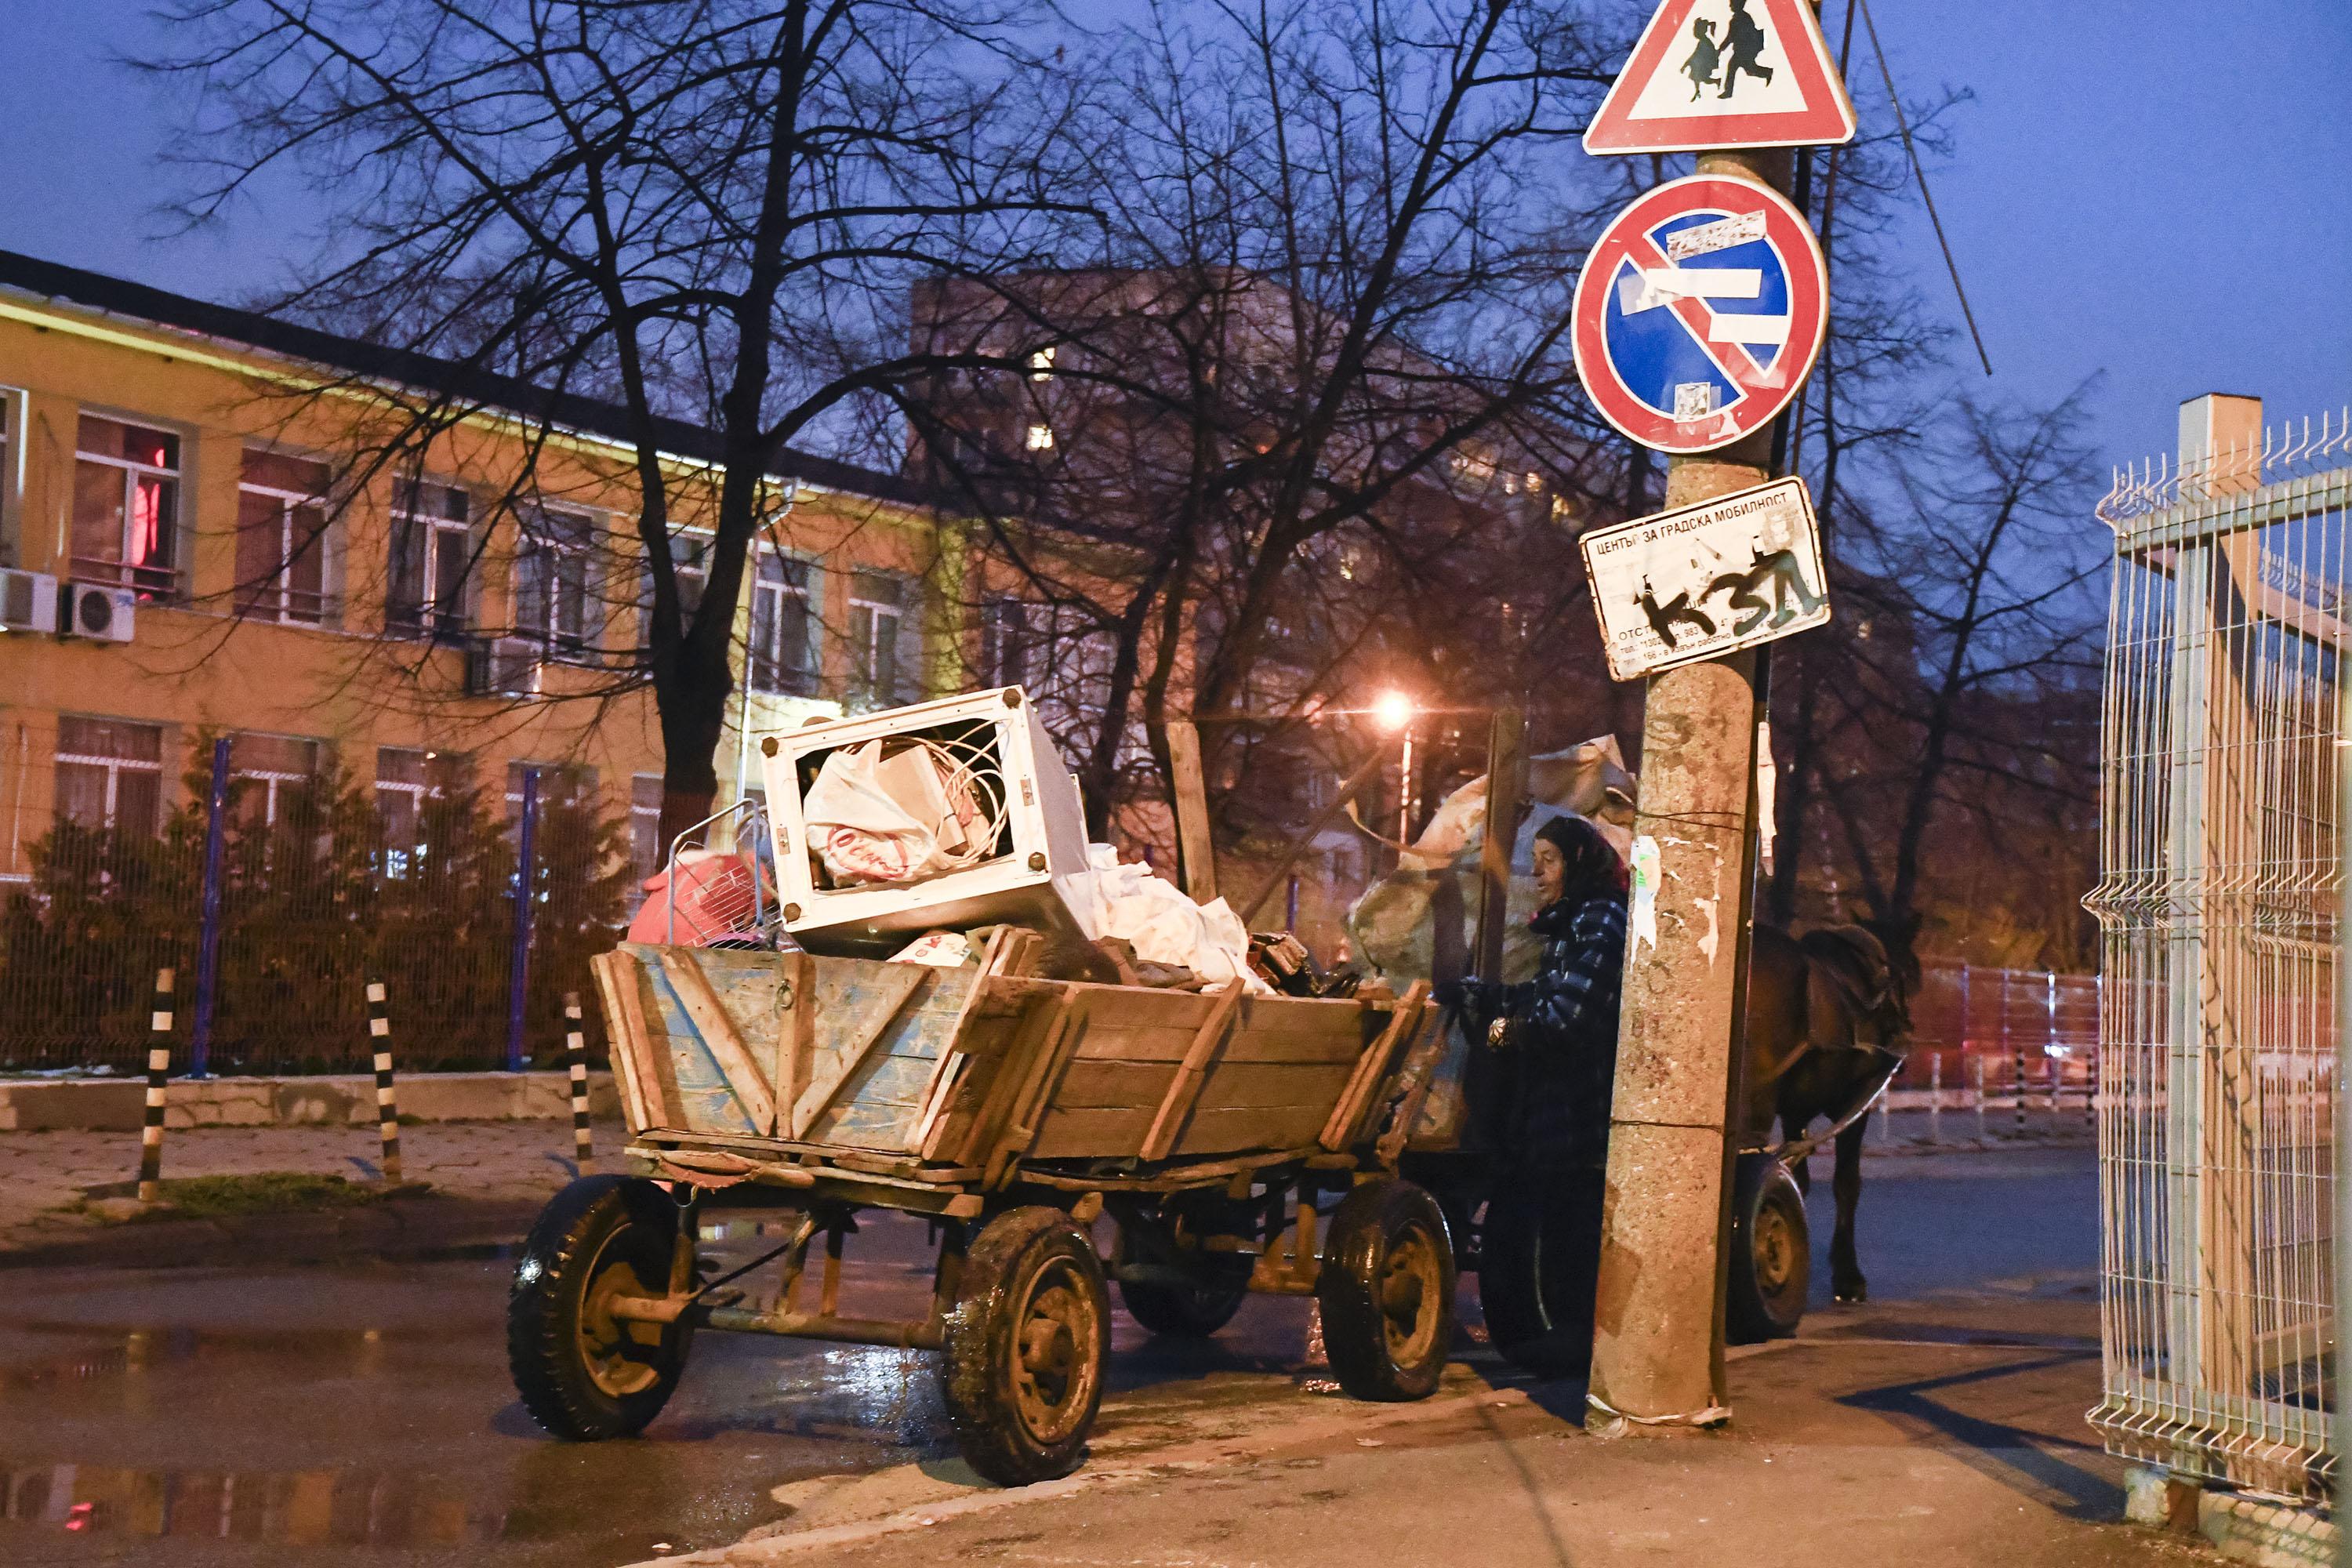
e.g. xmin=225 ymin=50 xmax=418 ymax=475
xmin=1584 ymin=0 xmax=1857 ymax=155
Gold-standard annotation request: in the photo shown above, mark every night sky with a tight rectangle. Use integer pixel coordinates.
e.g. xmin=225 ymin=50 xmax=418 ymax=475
xmin=4 ymin=1 xmax=2344 ymax=480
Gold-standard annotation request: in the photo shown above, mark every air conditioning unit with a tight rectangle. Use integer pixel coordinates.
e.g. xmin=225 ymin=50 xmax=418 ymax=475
xmin=466 ymin=635 xmax=544 ymax=697
xmin=58 ymin=582 xmax=135 ymax=643
xmin=0 ymin=569 xmax=57 ymax=634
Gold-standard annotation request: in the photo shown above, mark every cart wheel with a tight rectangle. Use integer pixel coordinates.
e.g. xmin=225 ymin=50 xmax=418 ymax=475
xmin=938 ymin=1207 xmax=1109 ymax=1486
xmin=1726 ymin=1153 xmax=1809 ymax=1343
xmin=1478 ymin=1171 xmax=1603 ymax=1376
xmin=1316 ymin=1178 xmax=1456 ymax=1402
xmin=1119 ymin=1259 xmax=1253 ymax=1338
xmin=507 ymin=1175 xmax=693 ymax=1440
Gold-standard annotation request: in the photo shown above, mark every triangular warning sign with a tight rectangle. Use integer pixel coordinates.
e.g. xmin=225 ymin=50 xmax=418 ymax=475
xmin=1584 ymin=0 xmax=1857 ymax=155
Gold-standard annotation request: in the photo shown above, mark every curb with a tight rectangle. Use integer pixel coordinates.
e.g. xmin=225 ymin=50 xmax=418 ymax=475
xmin=0 ymin=1070 xmax=622 ymax=1133
xmin=0 ymin=1193 xmax=545 ymax=1272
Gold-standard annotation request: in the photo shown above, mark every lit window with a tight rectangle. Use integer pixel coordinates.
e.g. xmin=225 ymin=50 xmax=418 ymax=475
xmin=376 ymin=747 xmax=470 ymax=873
xmin=389 ymin=478 xmax=474 ymax=640
xmin=1025 ymin=423 xmax=1054 ymax=452
xmin=1027 ymin=346 xmax=1055 ymax=381
xmin=71 ymin=415 xmax=180 ymax=601
xmin=237 ymin=449 xmax=336 ymax=625
xmin=54 ymin=715 xmax=164 ymax=837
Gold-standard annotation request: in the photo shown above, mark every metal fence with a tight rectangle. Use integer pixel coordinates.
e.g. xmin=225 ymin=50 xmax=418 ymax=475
xmin=2084 ymin=406 xmax=2350 ymax=1506
xmin=0 ymin=740 xmax=627 ymax=1076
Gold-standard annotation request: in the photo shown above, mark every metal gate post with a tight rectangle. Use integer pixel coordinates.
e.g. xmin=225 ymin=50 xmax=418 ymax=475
xmin=505 ymin=767 xmax=541 ymax=1073
xmin=187 ymin=736 xmax=231 ymax=1079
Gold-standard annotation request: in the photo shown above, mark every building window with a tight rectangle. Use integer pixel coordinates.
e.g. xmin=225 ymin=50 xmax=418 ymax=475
xmin=1024 ymin=423 xmax=1054 ymax=452
xmin=978 ymin=598 xmax=1032 ymax=688
xmin=505 ymin=760 xmax=594 ymax=826
xmin=750 ymin=552 xmax=818 ymax=695
xmin=515 ymin=506 xmax=595 ymax=655
xmin=1027 ymin=347 xmax=1054 ymax=381
xmin=0 ymin=393 xmax=16 ymax=566
xmin=630 ymin=774 xmax=664 ymax=886
xmin=375 ymin=746 xmax=470 ymax=868
xmin=230 ymin=732 xmax=322 ymax=828
xmin=71 ymin=415 xmax=180 ymax=600
xmin=637 ymin=531 xmax=710 ymax=644
xmin=54 ymin=716 xmax=164 ymax=836
xmin=236 ymin=449 xmax=335 ymax=625
xmin=848 ymin=570 xmax=908 ymax=705
xmin=389 ymin=478 xmax=474 ymax=639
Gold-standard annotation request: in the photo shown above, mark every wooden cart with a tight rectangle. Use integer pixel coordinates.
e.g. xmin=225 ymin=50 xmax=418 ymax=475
xmin=506 ymin=933 xmax=1448 ymax=1485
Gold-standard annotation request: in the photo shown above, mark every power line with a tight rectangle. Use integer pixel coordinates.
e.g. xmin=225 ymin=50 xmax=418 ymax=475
xmin=1857 ymin=0 xmax=1994 ymax=376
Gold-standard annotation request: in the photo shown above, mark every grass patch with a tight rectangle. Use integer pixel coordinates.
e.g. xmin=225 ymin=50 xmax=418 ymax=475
xmin=76 ymin=1172 xmax=433 ymax=1221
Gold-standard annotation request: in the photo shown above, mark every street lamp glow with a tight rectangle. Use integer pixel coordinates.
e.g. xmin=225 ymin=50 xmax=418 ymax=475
xmin=1371 ymin=690 xmax=1414 ymax=732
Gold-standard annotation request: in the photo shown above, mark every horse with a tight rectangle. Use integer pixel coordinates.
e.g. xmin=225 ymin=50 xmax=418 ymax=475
xmin=1741 ymin=922 xmax=1917 ymax=1303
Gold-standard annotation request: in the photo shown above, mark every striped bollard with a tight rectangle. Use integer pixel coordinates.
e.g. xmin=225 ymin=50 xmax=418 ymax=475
xmin=366 ymin=978 xmax=403 ymax=1186
xmin=564 ymin=992 xmax=593 ymax=1172
xmin=138 ymin=968 xmax=175 ymax=1203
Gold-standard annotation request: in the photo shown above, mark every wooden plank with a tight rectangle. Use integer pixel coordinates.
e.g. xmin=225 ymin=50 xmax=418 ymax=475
xmin=1051 ymin=1059 xmax=1357 ymax=1113
xmin=792 ymin=960 xmax=928 ymax=1132
xmin=1472 ymin=710 xmax=1528 ymax=982
xmin=954 ymin=988 xmax=1070 ymax=1168
xmin=775 ymin=951 xmax=817 ymax=1137
xmin=598 ymin=950 xmax=675 ymax=1131
xmin=1064 ymin=1017 xmax=1366 ymax=1067
xmin=1141 ymin=977 xmax=1248 ymax=1161
xmin=981 ymin=987 xmax=1086 ymax=1187
xmin=589 ymin=951 xmax=653 ymax=1133
xmin=1027 ymin=1103 xmax=1327 ymax=1162
xmin=1166 ymin=717 xmax=1218 ymax=902
xmin=909 ymin=929 xmax=1012 ymax=1154
xmin=658 ymin=949 xmax=779 ymax=1133
xmin=1322 ymin=982 xmax=1431 ymax=1150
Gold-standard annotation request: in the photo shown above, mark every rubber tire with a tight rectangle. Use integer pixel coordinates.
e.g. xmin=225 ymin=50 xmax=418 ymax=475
xmin=1316 ymin=1179 xmax=1457 ymax=1402
xmin=506 ymin=1174 xmax=693 ymax=1440
xmin=1726 ymin=1154 xmax=1810 ymax=1344
xmin=1119 ymin=1264 xmax=1253 ymax=1338
xmin=938 ymin=1207 xmax=1111 ymax=1486
xmin=1478 ymin=1171 xmax=1603 ymax=1377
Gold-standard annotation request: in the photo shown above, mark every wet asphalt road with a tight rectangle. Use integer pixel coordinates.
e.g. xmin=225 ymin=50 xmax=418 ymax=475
xmin=0 ymin=1144 xmax=2097 ymax=1566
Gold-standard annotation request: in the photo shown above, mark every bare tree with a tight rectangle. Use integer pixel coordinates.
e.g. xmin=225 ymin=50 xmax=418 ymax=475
xmin=149 ymin=0 xmax=1094 ymax=843
xmin=900 ymin=0 xmax=1630 ymax=853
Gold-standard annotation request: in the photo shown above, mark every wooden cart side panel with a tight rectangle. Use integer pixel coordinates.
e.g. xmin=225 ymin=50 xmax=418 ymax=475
xmin=612 ymin=945 xmax=981 ymax=1153
xmin=1023 ymin=993 xmax=1375 ymax=1161
xmin=589 ymin=950 xmax=659 ymax=1134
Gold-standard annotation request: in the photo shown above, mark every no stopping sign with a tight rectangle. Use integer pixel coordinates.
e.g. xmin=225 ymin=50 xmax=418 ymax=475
xmin=1571 ymin=174 xmax=1828 ymax=455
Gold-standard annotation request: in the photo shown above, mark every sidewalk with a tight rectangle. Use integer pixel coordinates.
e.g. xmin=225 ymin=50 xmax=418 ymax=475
xmin=645 ymin=1292 xmax=2218 ymax=1568
xmin=0 ymin=1115 xmax=626 ymax=1264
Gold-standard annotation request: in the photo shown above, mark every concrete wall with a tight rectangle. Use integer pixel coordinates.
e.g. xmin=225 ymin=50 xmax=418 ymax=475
xmin=0 ymin=1071 xmax=622 ymax=1132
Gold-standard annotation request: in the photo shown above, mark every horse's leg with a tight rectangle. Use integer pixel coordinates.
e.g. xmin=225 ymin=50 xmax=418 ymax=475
xmin=1830 ymin=1116 xmax=1867 ymax=1302
xmin=1783 ymin=1110 xmax=1812 ymax=1195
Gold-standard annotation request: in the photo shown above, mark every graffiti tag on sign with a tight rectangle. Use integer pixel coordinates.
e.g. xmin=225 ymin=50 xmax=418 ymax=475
xmin=1578 ymin=476 xmax=1830 ymax=681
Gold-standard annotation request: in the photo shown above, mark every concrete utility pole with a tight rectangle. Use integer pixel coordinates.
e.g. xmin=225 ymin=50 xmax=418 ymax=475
xmin=1584 ymin=142 xmax=1797 ymax=1432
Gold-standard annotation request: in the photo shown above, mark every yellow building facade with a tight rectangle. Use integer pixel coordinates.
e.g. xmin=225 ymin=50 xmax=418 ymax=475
xmin=0 ymin=252 xmax=961 ymax=889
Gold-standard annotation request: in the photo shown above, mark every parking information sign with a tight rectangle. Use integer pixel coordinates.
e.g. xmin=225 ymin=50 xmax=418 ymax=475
xmin=1577 ymin=476 xmax=1829 ymax=681
xmin=1571 ymin=174 xmax=1828 ymax=455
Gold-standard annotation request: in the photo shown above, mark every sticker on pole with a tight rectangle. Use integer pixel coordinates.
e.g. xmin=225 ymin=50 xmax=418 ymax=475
xmin=1578 ymin=476 xmax=1829 ymax=681
xmin=1583 ymin=0 xmax=1856 ymax=155
xmin=1572 ymin=174 xmax=1827 ymax=455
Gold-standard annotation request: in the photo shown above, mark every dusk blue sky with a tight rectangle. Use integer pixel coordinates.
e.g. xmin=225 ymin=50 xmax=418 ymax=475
xmin=2 ymin=2 xmax=2344 ymax=483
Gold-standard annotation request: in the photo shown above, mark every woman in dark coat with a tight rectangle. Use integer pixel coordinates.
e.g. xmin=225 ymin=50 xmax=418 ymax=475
xmin=1436 ymin=811 xmax=1628 ymax=1368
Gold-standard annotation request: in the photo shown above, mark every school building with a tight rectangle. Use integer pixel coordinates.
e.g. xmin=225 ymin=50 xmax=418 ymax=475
xmin=0 ymin=249 xmax=968 ymax=895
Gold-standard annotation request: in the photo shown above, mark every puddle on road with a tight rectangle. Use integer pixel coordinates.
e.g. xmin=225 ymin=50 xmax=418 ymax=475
xmin=1 ymin=1459 xmax=503 ymax=1546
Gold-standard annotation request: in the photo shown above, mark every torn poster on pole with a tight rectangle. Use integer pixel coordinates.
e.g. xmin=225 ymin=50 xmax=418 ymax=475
xmin=1577 ymin=475 xmax=1830 ymax=681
